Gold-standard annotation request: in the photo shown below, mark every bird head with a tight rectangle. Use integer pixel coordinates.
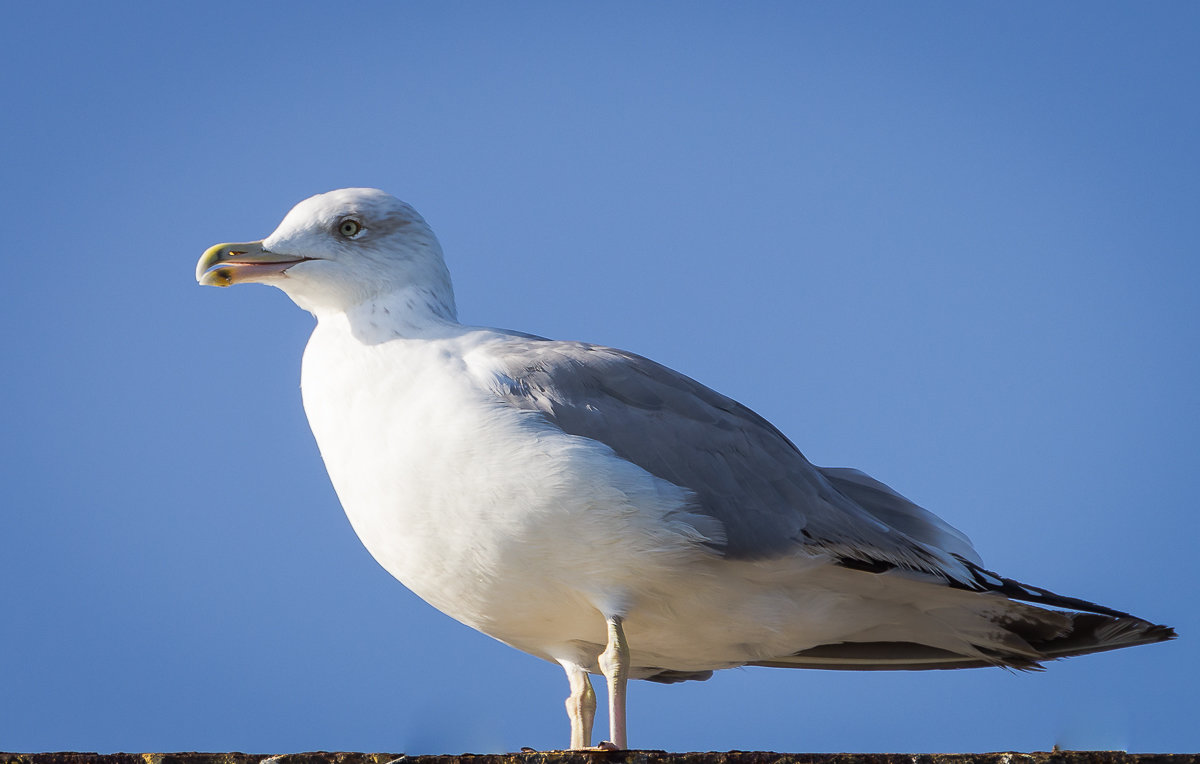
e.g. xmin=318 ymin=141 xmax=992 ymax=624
xmin=196 ymin=188 xmax=456 ymax=318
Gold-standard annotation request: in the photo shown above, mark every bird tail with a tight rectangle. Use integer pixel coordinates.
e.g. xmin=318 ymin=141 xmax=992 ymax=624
xmin=750 ymin=565 xmax=1175 ymax=672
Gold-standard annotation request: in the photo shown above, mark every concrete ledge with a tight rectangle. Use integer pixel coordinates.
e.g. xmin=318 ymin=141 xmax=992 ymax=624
xmin=1 ymin=752 xmax=1197 ymax=764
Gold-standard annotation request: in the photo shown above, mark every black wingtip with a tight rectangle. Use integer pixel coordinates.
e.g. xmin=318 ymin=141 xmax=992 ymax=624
xmin=954 ymin=557 xmax=1156 ymax=620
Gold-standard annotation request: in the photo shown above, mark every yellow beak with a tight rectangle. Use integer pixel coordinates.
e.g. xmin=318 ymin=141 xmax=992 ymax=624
xmin=196 ymin=241 xmax=311 ymax=286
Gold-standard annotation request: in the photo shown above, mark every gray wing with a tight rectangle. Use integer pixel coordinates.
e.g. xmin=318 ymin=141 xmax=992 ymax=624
xmin=817 ymin=467 xmax=982 ymax=566
xmin=487 ymin=337 xmax=980 ymax=583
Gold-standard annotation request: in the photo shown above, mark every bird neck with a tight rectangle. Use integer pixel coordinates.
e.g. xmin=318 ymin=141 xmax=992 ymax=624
xmin=328 ymin=284 xmax=461 ymax=344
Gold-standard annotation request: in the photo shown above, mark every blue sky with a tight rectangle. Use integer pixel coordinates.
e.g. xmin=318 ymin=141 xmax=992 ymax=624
xmin=1 ymin=2 xmax=1197 ymax=755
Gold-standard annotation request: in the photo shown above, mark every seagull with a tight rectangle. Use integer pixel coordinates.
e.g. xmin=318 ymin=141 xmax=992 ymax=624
xmin=197 ymin=188 xmax=1174 ymax=750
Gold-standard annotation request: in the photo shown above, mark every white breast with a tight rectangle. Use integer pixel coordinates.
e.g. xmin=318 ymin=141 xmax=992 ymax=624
xmin=298 ymin=316 xmax=713 ymax=662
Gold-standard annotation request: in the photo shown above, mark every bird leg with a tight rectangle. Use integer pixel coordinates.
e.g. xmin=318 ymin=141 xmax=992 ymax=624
xmin=598 ymin=615 xmax=630 ymax=749
xmin=559 ymin=661 xmax=596 ymax=749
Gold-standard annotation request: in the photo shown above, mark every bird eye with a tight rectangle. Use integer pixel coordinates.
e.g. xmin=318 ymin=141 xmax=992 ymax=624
xmin=338 ymin=219 xmax=363 ymax=238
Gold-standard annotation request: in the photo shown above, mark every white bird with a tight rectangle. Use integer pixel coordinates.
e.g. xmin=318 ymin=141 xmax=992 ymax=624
xmin=197 ymin=188 xmax=1173 ymax=750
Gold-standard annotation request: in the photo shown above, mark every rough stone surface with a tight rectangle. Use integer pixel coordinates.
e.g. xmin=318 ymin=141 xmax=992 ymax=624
xmin=1 ymin=752 xmax=1197 ymax=764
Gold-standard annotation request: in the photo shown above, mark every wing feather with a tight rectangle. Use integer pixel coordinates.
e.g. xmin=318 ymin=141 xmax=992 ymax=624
xmin=486 ymin=337 xmax=979 ymax=582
